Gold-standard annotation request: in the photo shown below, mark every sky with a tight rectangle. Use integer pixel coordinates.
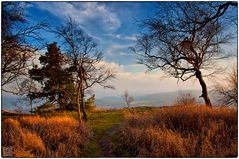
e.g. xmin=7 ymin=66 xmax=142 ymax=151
xmin=2 ymin=2 xmax=237 ymax=106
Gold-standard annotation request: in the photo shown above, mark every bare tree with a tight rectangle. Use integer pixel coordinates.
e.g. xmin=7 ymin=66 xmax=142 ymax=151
xmin=17 ymin=76 xmax=40 ymax=113
xmin=1 ymin=2 xmax=47 ymax=93
xmin=122 ymin=90 xmax=134 ymax=108
xmin=213 ymin=66 xmax=237 ymax=106
xmin=131 ymin=2 xmax=237 ymax=107
xmin=55 ymin=18 xmax=116 ymax=122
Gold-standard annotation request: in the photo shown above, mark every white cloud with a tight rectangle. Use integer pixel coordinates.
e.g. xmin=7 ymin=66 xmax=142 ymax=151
xmin=110 ymin=44 xmax=132 ymax=49
xmin=35 ymin=2 xmax=121 ymax=32
xmin=92 ymin=61 xmax=203 ymax=98
xmin=107 ymin=34 xmax=137 ymax=41
xmin=96 ymin=60 xmax=124 ymax=73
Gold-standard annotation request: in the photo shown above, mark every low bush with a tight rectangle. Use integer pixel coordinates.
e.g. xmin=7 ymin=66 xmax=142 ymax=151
xmin=176 ymin=93 xmax=197 ymax=106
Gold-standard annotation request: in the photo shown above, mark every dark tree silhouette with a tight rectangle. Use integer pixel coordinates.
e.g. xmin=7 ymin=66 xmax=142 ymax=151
xmin=55 ymin=18 xmax=116 ymax=122
xmin=29 ymin=42 xmax=72 ymax=110
xmin=1 ymin=2 xmax=47 ymax=93
xmin=131 ymin=2 xmax=237 ymax=107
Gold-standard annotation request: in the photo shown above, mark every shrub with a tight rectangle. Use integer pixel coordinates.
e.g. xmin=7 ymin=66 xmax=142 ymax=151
xmin=85 ymin=95 xmax=96 ymax=112
xmin=176 ymin=93 xmax=197 ymax=106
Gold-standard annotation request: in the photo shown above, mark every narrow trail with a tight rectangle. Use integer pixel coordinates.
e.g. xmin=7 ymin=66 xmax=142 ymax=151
xmin=98 ymin=124 xmax=120 ymax=157
xmin=82 ymin=110 xmax=123 ymax=157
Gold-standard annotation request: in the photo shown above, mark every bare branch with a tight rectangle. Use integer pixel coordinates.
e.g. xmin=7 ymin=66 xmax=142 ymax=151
xmin=55 ymin=17 xmax=116 ymax=121
xmin=132 ymin=2 xmax=236 ymax=106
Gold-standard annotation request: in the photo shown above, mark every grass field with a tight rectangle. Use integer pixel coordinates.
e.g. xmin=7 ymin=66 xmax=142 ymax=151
xmin=2 ymin=115 xmax=92 ymax=157
xmin=115 ymin=106 xmax=237 ymax=157
xmin=2 ymin=106 xmax=237 ymax=157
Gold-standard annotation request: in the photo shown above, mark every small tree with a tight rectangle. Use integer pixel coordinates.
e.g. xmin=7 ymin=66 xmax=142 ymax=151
xmin=122 ymin=90 xmax=134 ymax=108
xmin=213 ymin=66 xmax=237 ymax=106
xmin=17 ymin=77 xmax=39 ymax=114
xmin=85 ymin=94 xmax=96 ymax=112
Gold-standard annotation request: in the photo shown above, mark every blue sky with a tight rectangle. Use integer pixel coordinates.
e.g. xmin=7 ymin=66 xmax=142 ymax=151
xmin=26 ymin=2 xmax=159 ymax=66
xmin=2 ymin=2 xmax=237 ymax=110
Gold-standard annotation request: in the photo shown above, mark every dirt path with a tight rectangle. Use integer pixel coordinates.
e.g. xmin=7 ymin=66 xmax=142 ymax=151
xmin=98 ymin=124 xmax=120 ymax=157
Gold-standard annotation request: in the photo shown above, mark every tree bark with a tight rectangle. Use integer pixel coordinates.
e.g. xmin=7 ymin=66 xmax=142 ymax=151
xmin=195 ymin=69 xmax=212 ymax=107
xmin=76 ymin=84 xmax=82 ymax=124
xmin=77 ymin=80 xmax=88 ymax=124
xmin=79 ymin=66 xmax=88 ymax=121
xmin=80 ymin=91 xmax=87 ymax=121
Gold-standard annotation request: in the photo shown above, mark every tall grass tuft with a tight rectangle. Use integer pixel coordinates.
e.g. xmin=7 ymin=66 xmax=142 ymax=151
xmin=2 ymin=116 xmax=92 ymax=157
xmin=116 ymin=106 xmax=237 ymax=157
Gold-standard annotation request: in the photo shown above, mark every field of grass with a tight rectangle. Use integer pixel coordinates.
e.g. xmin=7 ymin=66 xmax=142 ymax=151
xmin=114 ymin=106 xmax=237 ymax=157
xmin=2 ymin=115 xmax=92 ymax=157
xmin=2 ymin=105 xmax=237 ymax=157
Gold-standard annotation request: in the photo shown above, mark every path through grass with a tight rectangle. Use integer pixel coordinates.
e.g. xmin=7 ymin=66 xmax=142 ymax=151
xmin=82 ymin=109 xmax=124 ymax=157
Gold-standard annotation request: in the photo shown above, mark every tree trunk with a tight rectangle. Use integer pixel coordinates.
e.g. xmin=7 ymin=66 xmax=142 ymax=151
xmin=80 ymin=91 xmax=88 ymax=121
xmin=195 ymin=69 xmax=212 ymax=107
xmin=59 ymin=83 xmax=66 ymax=111
xmin=76 ymin=84 xmax=82 ymax=124
xmin=79 ymin=66 xmax=87 ymax=121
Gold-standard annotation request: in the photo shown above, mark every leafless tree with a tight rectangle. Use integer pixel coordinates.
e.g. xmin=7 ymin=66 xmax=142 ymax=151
xmin=17 ymin=76 xmax=40 ymax=113
xmin=55 ymin=18 xmax=116 ymax=122
xmin=1 ymin=2 xmax=47 ymax=93
xmin=131 ymin=2 xmax=237 ymax=107
xmin=213 ymin=66 xmax=237 ymax=106
xmin=122 ymin=90 xmax=134 ymax=108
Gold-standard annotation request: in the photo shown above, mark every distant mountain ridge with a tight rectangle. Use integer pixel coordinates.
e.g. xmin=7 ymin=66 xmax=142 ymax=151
xmin=2 ymin=90 xmax=219 ymax=110
xmin=95 ymin=90 xmax=212 ymax=108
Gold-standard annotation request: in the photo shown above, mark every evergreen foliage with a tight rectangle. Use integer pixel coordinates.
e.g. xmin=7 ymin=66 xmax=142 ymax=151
xmin=29 ymin=42 xmax=73 ymax=110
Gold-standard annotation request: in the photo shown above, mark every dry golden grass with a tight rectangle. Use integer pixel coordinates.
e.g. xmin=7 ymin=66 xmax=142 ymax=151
xmin=2 ymin=116 xmax=92 ymax=157
xmin=117 ymin=105 xmax=237 ymax=157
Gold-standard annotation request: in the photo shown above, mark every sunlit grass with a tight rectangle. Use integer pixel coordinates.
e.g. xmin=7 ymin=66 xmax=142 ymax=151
xmin=82 ymin=109 xmax=123 ymax=157
xmin=2 ymin=105 xmax=237 ymax=157
xmin=2 ymin=115 xmax=92 ymax=157
xmin=115 ymin=105 xmax=237 ymax=157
